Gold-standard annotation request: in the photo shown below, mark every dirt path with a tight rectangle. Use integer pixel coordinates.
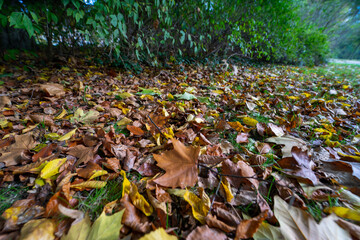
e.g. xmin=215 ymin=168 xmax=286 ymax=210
xmin=329 ymin=59 xmax=360 ymax=65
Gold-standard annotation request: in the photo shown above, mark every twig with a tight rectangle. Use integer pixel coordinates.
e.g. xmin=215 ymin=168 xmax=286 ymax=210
xmin=147 ymin=114 xmax=168 ymax=140
xmin=208 ymin=175 xmax=222 ymax=215
xmin=26 ymin=89 xmax=35 ymax=107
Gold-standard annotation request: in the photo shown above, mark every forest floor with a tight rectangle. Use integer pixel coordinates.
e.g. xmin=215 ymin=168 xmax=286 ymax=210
xmin=0 ymin=56 xmax=359 ymax=239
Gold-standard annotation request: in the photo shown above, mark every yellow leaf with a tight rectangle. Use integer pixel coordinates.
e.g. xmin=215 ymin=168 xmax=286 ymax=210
xmin=322 ymin=123 xmax=336 ymax=133
xmin=242 ymin=116 xmax=258 ymax=127
xmin=22 ymin=124 xmax=38 ymax=134
xmin=228 ymin=121 xmax=245 ymax=132
xmin=324 ymin=207 xmax=360 ymax=221
xmin=58 ymin=128 xmax=77 ymax=141
xmin=140 ymin=95 xmax=154 ymax=101
xmin=44 ymin=133 xmax=60 ymax=140
xmin=117 ymin=117 xmax=132 ymax=127
xmin=167 ymin=189 xmax=186 ymax=198
xmin=314 ymin=128 xmax=332 ymax=140
xmin=35 ymin=178 xmax=45 ymax=186
xmin=16 ymin=100 xmax=29 ymax=109
xmin=0 ymin=119 xmax=11 ymax=129
xmin=221 ymin=178 xmax=234 ymax=202
xmin=163 ymin=127 xmax=174 ymax=139
xmin=325 ymin=139 xmax=341 ymax=148
xmin=183 ymin=189 xmax=210 ymax=224
xmin=120 ymin=171 xmax=153 ymax=216
xmin=139 ymin=228 xmax=177 ymax=240
xmin=40 ymin=158 xmax=67 ymax=179
xmin=338 ymin=152 xmax=360 ymax=161
xmin=212 ymin=90 xmax=224 ymax=94
xmin=167 ymin=93 xmax=174 ymax=101
xmin=301 ymin=92 xmax=311 ymax=98
xmin=288 ymin=96 xmax=299 ymax=100
xmin=343 ymin=85 xmax=349 ymax=89
xmin=71 ymin=181 xmax=107 ymax=189
xmin=20 ymin=219 xmax=55 ymax=240
xmin=89 ymin=170 xmax=108 ymax=180
xmin=117 ymin=92 xmax=133 ymax=99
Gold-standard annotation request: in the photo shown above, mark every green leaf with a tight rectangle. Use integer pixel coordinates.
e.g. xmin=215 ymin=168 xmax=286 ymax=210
xmin=75 ymin=12 xmax=82 ymax=23
xmin=9 ymin=12 xmax=23 ymax=28
xmin=87 ymin=209 xmax=125 ymax=240
xmin=136 ymin=87 xmax=160 ymax=96
xmin=0 ymin=0 xmax=3 ymax=9
xmin=62 ymin=0 xmax=70 ymax=7
xmin=67 ymin=8 xmax=73 ymax=16
xmin=22 ymin=15 xmax=34 ymax=38
xmin=174 ymin=92 xmax=197 ymax=100
xmin=72 ymin=0 xmax=80 ymax=9
xmin=110 ymin=15 xmax=117 ymax=27
xmin=30 ymin=11 xmax=39 ymax=24
xmin=50 ymin=12 xmax=58 ymax=24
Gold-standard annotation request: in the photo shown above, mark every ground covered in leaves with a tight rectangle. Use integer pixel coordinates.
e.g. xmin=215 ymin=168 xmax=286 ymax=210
xmin=0 ymin=57 xmax=359 ymax=240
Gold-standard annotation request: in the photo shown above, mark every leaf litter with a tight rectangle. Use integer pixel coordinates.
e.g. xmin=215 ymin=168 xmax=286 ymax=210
xmin=0 ymin=59 xmax=359 ymax=239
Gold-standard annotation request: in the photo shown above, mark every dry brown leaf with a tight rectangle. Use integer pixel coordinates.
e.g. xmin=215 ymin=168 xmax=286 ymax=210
xmin=39 ymin=83 xmax=65 ymax=98
xmin=222 ymin=159 xmax=258 ymax=189
xmin=0 ymin=133 xmax=37 ymax=166
xmin=277 ymin=147 xmax=318 ymax=185
xmin=30 ymin=114 xmax=54 ymax=126
xmin=235 ymin=211 xmax=268 ymax=239
xmin=120 ymin=194 xmax=152 ymax=233
xmin=153 ymin=139 xmax=199 ymax=188
xmin=186 ymin=225 xmax=227 ymax=240
xmin=266 ymin=135 xmax=307 ymax=158
xmin=204 ymin=214 xmax=236 ymax=233
xmin=67 ymin=145 xmax=94 ymax=167
xmin=77 ymin=162 xmax=103 ymax=179
xmin=127 ymin=125 xmax=145 ymax=136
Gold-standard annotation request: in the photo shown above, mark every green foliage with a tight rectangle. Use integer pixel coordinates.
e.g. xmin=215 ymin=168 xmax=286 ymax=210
xmin=0 ymin=0 xmax=333 ymax=66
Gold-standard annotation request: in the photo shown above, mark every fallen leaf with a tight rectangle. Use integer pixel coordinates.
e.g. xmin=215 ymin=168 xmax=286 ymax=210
xmin=120 ymin=194 xmax=152 ymax=233
xmin=127 ymin=125 xmax=145 ymax=136
xmin=274 ymin=196 xmax=351 ymax=240
xmin=39 ymin=83 xmax=65 ymax=98
xmin=186 ymin=225 xmax=227 ymax=240
xmin=324 ymin=206 xmax=360 ymax=221
xmin=58 ymin=128 xmax=77 ymax=141
xmin=71 ymin=108 xmax=100 ymax=125
xmin=19 ymin=218 xmax=55 ymax=240
xmin=266 ymin=135 xmax=307 ymax=157
xmin=222 ymin=159 xmax=258 ymax=189
xmin=153 ymin=139 xmax=199 ymax=188
xmin=67 ymin=145 xmax=94 ymax=167
xmin=0 ymin=133 xmax=37 ymax=166
xmin=139 ymin=228 xmax=177 ymax=240
xmin=40 ymin=158 xmax=67 ymax=179
xmin=242 ymin=116 xmax=258 ymax=127
xmin=121 ymin=170 xmax=153 ymax=216
xmin=235 ymin=211 xmax=268 ymax=239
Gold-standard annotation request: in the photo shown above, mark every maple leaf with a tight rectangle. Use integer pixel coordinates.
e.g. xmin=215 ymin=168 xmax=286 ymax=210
xmin=153 ymin=138 xmax=200 ymax=188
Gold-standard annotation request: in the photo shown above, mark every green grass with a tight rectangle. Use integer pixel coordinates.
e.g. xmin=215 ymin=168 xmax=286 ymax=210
xmin=0 ymin=184 xmax=29 ymax=214
xmin=74 ymin=178 xmax=123 ymax=220
xmin=293 ymin=63 xmax=360 ymax=90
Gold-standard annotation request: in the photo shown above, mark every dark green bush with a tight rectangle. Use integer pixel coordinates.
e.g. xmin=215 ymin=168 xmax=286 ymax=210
xmin=0 ymin=0 xmax=332 ymax=66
